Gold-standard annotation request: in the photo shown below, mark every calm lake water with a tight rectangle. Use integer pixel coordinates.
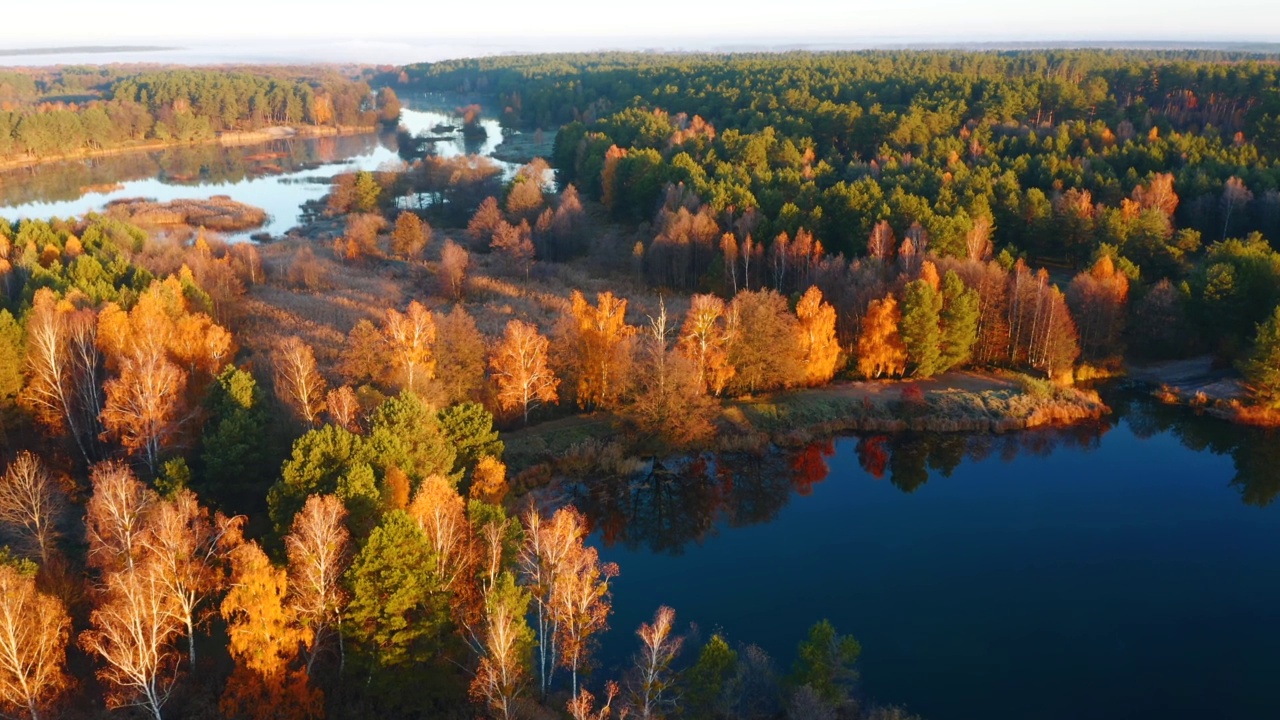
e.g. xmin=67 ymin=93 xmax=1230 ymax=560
xmin=568 ymin=390 xmax=1280 ymax=720
xmin=0 ymin=97 xmax=516 ymax=240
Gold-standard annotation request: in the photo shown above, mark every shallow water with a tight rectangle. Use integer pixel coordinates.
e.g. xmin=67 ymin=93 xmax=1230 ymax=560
xmin=570 ymin=391 xmax=1280 ymax=719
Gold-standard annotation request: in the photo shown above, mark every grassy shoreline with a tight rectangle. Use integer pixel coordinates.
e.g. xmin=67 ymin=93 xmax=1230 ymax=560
xmin=504 ymin=371 xmax=1110 ymax=474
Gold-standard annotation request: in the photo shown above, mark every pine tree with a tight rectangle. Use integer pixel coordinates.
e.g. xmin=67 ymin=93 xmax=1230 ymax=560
xmin=938 ymin=270 xmax=980 ymax=372
xmin=900 ymin=279 xmax=943 ymax=378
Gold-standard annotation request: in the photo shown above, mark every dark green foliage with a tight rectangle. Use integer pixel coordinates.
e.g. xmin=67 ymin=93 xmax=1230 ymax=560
xmin=437 ymin=402 xmax=504 ymax=475
xmin=939 ymin=270 xmax=980 ymax=372
xmin=901 ymin=279 xmax=943 ymax=378
xmin=200 ymin=366 xmax=273 ymax=506
xmin=0 ymin=68 xmax=374 ymax=161
xmin=345 ymin=510 xmax=451 ymax=707
xmin=268 ymin=392 xmax=457 ymax=536
xmin=790 ymin=620 xmax=861 ymax=705
xmin=403 ymin=50 xmax=1280 ymax=267
xmin=684 ymin=634 xmax=738 ymax=720
xmin=1241 ymin=306 xmax=1280 ymax=408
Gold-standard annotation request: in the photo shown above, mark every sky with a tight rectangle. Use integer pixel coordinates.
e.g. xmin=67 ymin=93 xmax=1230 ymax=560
xmin=3 ymin=0 xmax=1279 ymax=64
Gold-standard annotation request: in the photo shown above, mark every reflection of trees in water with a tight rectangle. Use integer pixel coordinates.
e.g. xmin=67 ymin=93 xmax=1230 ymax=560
xmin=569 ymin=452 xmax=805 ymax=555
xmin=572 ymin=389 xmax=1278 ymax=554
xmin=0 ymin=133 xmax=382 ymax=206
xmin=1109 ymin=390 xmax=1280 ymax=507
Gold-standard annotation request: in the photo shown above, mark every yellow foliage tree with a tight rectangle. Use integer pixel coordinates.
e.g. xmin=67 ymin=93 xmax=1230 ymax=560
xmin=490 ymin=319 xmax=559 ymax=424
xmin=795 ymin=286 xmax=841 ymax=386
xmin=0 ymin=565 xmax=71 ymax=720
xmin=568 ymin=291 xmax=633 ymax=410
xmin=857 ymin=296 xmax=907 ymax=379
xmin=220 ymin=542 xmax=322 ymax=720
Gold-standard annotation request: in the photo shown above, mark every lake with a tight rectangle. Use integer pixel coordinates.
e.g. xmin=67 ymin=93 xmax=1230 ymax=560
xmin=567 ymin=389 xmax=1280 ymax=720
xmin=0 ymin=97 xmax=519 ymax=240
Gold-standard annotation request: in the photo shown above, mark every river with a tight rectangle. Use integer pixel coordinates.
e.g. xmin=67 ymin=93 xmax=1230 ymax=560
xmin=0 ymin=96 xmax=518 ymax=240
xmin=563 ymin=389 xmax=1280 ymax=720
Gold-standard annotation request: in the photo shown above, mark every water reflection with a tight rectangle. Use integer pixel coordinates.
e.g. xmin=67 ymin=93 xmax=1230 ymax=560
xmin=0 ymin=96 xmax=519 ymax=240
xmin=570 ymin=389 xmax=1278 ymax=555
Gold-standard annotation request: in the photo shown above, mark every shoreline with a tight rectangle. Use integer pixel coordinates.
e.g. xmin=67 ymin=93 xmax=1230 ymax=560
xmin=0 ymin=124 xmax=377 ymax=173
xmin=1127 ymin=356 xmax=1280 ymax=427
xmin=505 ymin=371 xmax=1111 ymax=474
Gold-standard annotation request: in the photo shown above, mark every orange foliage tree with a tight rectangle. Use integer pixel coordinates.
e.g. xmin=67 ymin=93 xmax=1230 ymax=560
xmin=0 ymin=564 xmax=71 ymax=720
xmin=98 ymin=277 xmax=233 ymax=472
xmin=490 ymin=319 xmax=559 ymax=424
xmin=382 ymin=300 xmax=436 ymax=395
xmin=857 ymin=296 xmax=907 ymax=379
xmin=795 ymin=286 xmax=842 ymax=386
xmin=677 ymin=294 xmax=734 ymax=396
xmin=567 ymin=291 xmax=634 ymax=410
xmin=220 ymin=541 xmax=322 ymax=720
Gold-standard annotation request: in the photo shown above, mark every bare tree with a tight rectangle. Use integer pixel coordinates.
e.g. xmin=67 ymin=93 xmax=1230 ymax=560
xmin=0 ymin=452 xmax=67 ymax=564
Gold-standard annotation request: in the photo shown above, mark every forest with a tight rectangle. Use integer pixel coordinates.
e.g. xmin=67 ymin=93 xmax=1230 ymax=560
xmin=0 ymin=67 xmax=390 ymax=162
xmin=2 ymin=48 xmax=1280 ymax=720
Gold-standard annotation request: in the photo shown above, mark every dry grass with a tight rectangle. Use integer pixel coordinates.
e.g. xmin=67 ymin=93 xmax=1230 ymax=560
xmin=106 ymin=196 xmax=267 ymax=232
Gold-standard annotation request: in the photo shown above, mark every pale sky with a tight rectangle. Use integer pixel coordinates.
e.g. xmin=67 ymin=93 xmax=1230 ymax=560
xmin=3 ymin=0 xmax=1278 ymax=64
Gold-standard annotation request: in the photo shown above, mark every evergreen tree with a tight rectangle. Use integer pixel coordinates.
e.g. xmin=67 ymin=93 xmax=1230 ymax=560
xmin=1242 ymin=305 xmax=1280 ymax=408
xmin=938 ymin=271 xmax=980 ymax=372
xmin=900 ymin=280 xmax=943 ymax=378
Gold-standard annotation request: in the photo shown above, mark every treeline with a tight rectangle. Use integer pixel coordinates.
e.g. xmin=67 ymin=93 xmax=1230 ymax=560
xmin=400 ymin=50 xmax=1280 ymax=271
xmin=0 ymin=69 xmax=385 ymax=162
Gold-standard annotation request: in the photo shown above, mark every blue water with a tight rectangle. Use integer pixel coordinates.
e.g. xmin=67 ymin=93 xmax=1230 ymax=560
xmin=581 ymin=395 xmax=1280 ymax=719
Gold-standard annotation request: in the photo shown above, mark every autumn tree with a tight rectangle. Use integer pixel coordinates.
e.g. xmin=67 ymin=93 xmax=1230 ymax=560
xmin=392 ymin=211 xmax=429 ymax=261
xmin=795 ymin=286 xmax=841 ymax=386
xmin=725 ymin=289 xmax=803 ymax=394
xmin=80 ymin=563 xmax=183 ymax=720
xmin=627 ymin=300 xmax=717 ymax=447
xmin=21 ymin=289 xmax=100 ymax=462
xmin=285 ymin=494 xmax=350 ymax=676
xmin=565 ymin=291 xmax=635 ymax=410
xmin=0 ymin=452 xmax=67 ymax=564
xmin=627 ymin=606 xmax=683 ymax=720
xmin=467 ymin=197 xmax=504 ymax=247
xmin=470 ymin=572 xmax=534 ymax=720
xmin=273 ymin=337 xmax=327 ymax=427
xmin=553 ymin=524 xmax=618 ymax=697
xmin=352 ymin=171 xmax=381 ymax=213
xmin=339 ymin=319 xmax=385 ymax=386
xmin=491 ymin=319 xmax=560 ymax=424
xmin=138 ymin=490 xmax=241 ymax=667
xmin=469 ymin=456 xmax=508 ymax=505
xmin=678 ymin=294 xmax=735 ymax=396
xmin=491 ymin=220 xmax=536 ymax=278
xmin=900 ymin=279 xmax=943 ymax=378
xmin=98 ymin=277 xmax=233 ymax=473
xmin=220 ymin=541 xmax=322 ymax=720
xmin=407 ymin=475 xmax=472 ymax=598
xmin=85 ymin=461 xmax=157 ymax=574
xmin=857 ymin=296 xmax=907 ymax=379
xmin=324 ymin=386 xmax=361 ymax=432
xmin=0 ymin=564 xmax=71 ymax=720
xmin=382 ymin=300 xmax=436 ymax=395
xmin=505 ymin=161 xmax=547 ymax=222
xmin=439 ymin=238 xmax=470 ymax=300
xmin=1066 ymin=255 xmax=1129 ymax=362
xmin=432 ymin=306 xmax=487 ymax=406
